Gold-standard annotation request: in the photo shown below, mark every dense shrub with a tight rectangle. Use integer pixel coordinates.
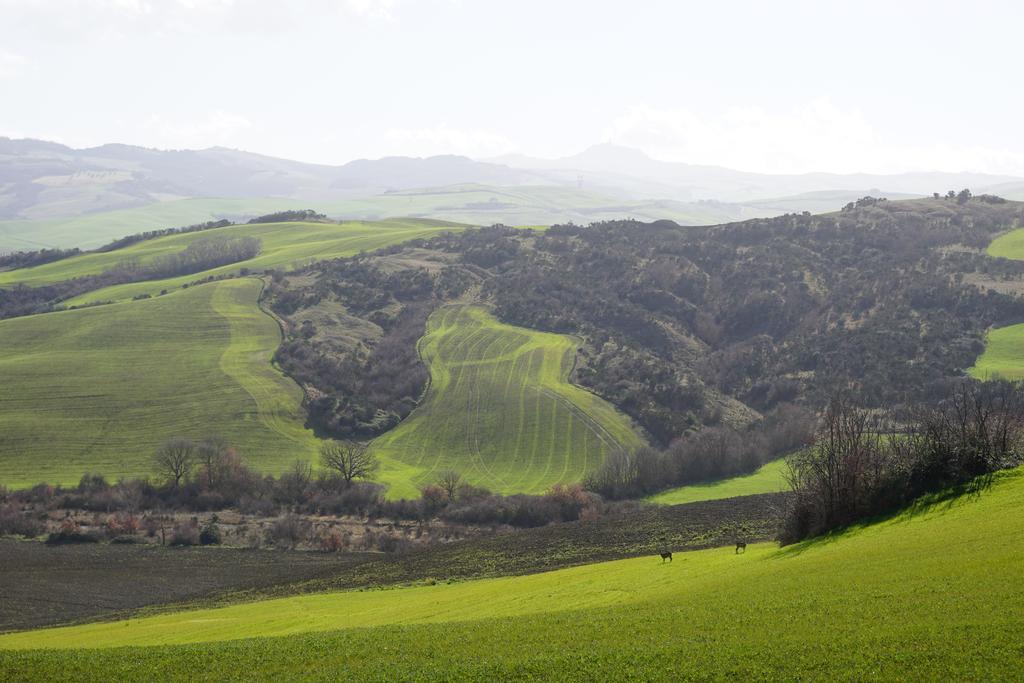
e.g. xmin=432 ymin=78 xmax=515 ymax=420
xmin=168 ymin=520 xmax=200 ymax=546
xmin=199 ymin=516 xmax=222 ymax=545
xmin=780 ymin=381 xmax=1024 ymax=544
xmin=267 ymin=514 xmax=311 ymax=549
xmin=585 ymin=405 xmax=815 ymax=500
xmin=0 ymin=505 xmax=46 ymax=538
xmin=46 ymin=518 xmax=100 ymax=544
xmin=247 ymin=210 xmax=326 ymax=224
xmin=441 ymin=485 xmax=601 ymax=527
xmin=0 ymin=247 xmax=80 ymax=270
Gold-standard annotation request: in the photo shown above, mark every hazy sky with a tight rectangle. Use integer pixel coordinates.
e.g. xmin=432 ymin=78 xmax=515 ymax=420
xmin=2 ymin=0 xmax=1022 ymax=175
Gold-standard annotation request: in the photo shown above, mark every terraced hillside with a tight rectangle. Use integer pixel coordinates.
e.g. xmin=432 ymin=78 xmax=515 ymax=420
xmin=0 ymin=278 xmax=318 ymax=486
xmin=370 ymin=305 xmax=643 ymax=498
xmin=0 ymin=218 xmax=468 ymax=305
xmin=2 ymin=469 xmax=1020 ymax=680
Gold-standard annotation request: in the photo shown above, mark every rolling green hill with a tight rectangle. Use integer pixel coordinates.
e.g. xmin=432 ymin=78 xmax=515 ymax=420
xmin=0 ymin=278 xmax=318 ymax=486
xmin=0 ymin=198 xmax=310 ymax=253
xmin=370 ymin=305 xmax=643 ymax=499
xmin=0 ymin=218 xmax=469 ymax=305
xmin=2 ymin=469 xmax=1020 ymax=679
xmin=645 ymin=457 xmax=790 ymax=505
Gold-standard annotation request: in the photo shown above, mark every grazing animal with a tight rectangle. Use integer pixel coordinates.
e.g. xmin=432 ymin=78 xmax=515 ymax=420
xmin=735 ymin=541 xmax=747 ymax=554
xmin=660 ymin=551 xmax=673 ymax=563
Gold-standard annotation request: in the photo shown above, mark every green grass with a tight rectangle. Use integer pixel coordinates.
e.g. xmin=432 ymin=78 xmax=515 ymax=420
xmin=986 ymin=227 xmax=1024 ymax=260
xmin=1 ymin=469 xmax=1021 ymax=680
xmin=0 ymin=278 xmax=319 ymax=487
xmin=645 ymin=457 xmax=790 ymax=505
xmin=0 ymin=198 xmax=308 ymax=252
xmin=0 ymin=218 xmax=468 ymax=305
xmin=970 ymin=324 xmax=1024 ymax=380
xmin=369 ymin=305 xmax=643 ymax=498
xmin=971 ymin=228 xmax=1024 ymax=379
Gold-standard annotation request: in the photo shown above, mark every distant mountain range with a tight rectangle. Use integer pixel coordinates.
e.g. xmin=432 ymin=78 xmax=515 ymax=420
xmin=0 ymin=138 xmax=544 ymax=221
xmin=1 ymin=137 xmax=1022 ymax=251
xmin=489 ymin=143 xmax=1024 ymax=202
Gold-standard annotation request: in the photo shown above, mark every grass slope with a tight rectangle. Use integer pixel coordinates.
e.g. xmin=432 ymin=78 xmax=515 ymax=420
xmin=970 ymin=324 xmax=1024 ymax=380
xmin=0 ymin=198 xmax=307 ymax=252
xmin=645 ymin=457 xmax=790 ymax=505
xmin=0 ymin=278 xmax=318 ymax=487
xmin=1 ymin=470 xmax=1021 ymax=680
xmin=0 ymin=218 xmax=467 ymax=305
xmin=986 ymin=227 xmax=1024 ymax=260
xmin=972 ymin=228 xmax=1024 ymax=378
xmin=370 ymin=305 xmax=642 ymax=498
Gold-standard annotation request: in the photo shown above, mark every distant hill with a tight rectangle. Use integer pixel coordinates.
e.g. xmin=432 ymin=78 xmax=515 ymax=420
xmin=489 ymin=143 xmax=1022 ymax=202
xmin=3 ymin=137 xmax=1022 ymax=252
xmin=0 ymin=138 xmax=548 ymax=221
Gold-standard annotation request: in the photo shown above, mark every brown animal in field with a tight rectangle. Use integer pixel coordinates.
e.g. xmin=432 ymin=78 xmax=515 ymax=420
xmin=660 ymin=551 xmax=673 ymax=563
xmin=735 ymin=541 xmax=747 ymax=554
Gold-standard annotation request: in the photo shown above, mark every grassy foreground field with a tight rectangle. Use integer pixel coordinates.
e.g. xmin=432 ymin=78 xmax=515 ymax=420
xmin=1 ymin=470 xmax=1020 ymax=680
xmin=0 ymin=218 xmax=467 ymax=305
xmin=0 ymin=278 xmax=318 ymax=486
xmin=369 ymin=305 xmax=642 ymax=498
xmin=0 ymin=493 xmax=783 ymax=633
xmin=645 ymin=458 xmax=790 ymax=505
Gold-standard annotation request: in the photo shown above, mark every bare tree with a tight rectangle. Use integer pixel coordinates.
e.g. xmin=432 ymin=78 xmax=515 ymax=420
xmin=277 ymin=460 xmax=314 ymax=505
xmin=196 ymin=436 xmax=229 ymax=489
xmin=153 ymin=439 xmax=195 ymax=488
xmin=320 ymin=441 xmax=378 ymax=485
xmin=436 ymin=470 xmax=463 ymax=499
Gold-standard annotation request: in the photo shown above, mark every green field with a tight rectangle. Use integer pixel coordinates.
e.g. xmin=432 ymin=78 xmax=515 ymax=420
xmin=0 ymin=278 xmax=319 ymax=487
xmin=973 ymin=228 xmax=1024 ymax=379
xmin=370 ymin=305 xmax=643 ymax=498
xmin=645 ymin=457 xmax=790 ymax=505
xmin=986 ymin=226 xmax=1024 ymax=260
xmin=1 ymin=469 xmax=1020 ymax=679
xmin=970 ymin=324 xmax=1024 ymax=380
xmin=0 ymin=198 xmax=308 ymax=252
xmin=0 ymin=218 xmax=468 ymax=306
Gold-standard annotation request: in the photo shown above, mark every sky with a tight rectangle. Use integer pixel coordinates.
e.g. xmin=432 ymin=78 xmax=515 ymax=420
xmin=1 ymin=0 xmax=1023 ymax=175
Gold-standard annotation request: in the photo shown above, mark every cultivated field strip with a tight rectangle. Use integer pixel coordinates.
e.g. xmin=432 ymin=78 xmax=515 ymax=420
xmin=0 ymin=278 xmax=319 ymax=487
xmin=370 ymin=305 xmax=642 ymax=498
xmin=0 ymin=218 xmax=468 ymax=304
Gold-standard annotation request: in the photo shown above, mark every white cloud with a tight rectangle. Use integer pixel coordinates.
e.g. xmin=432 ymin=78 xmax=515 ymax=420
xmin=140 ymin=109 xmax=253 ymax=149
xmin=605 ymin=100 xmax=1024 ymax=176
xmin=382 ymin=125 xmax=516 ymax=158
xmin=0 ymin=51 xmax=28 ymax=79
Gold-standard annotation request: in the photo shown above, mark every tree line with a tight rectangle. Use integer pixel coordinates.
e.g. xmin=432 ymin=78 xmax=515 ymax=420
xmin=779 ymin=379 xmax=1024 ymax=543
